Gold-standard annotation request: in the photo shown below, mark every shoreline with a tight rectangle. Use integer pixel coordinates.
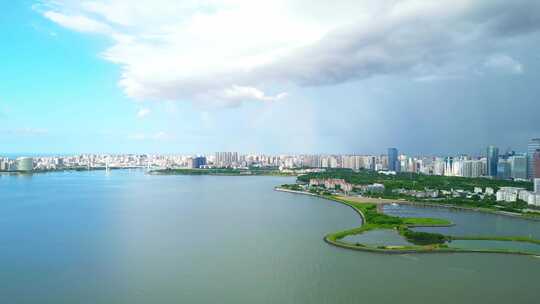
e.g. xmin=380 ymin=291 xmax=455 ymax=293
xmin=275 ymin=187 xmax=540 ymax=222
xmin=275 ymin=187 xmax=540 ymax=256
xmin=0 ymin=167 xmax=143 ymax=175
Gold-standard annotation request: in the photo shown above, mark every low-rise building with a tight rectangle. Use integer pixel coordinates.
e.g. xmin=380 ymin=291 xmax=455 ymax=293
xmin=309 ymin=178 xmax=353 ymax=192
xmin=496 ymin=187 xmax=526 ymax=202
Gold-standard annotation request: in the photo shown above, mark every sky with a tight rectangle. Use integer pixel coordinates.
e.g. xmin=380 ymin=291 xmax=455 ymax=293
xmin=1 ymin=0 xmax=539 ymax=155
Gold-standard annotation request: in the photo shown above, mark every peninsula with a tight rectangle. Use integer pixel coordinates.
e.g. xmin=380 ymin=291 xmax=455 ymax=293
xmin=276 ymin=187 xmax=540 ymax=255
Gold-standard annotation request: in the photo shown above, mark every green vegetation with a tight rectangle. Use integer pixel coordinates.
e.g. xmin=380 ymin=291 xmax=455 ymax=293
xmin=280 ymin=184 xmax=303 ymax=191
xmin=323 ymin=196 xmax=451 ymax=246
xmin=398 ymin=228 xmax=448 ymax=245
xmin=298 ymin=169 xmax=533 ymax=192
xmin=276 ymin=188 xmax=540 ymax=255
xmin=297 ymin=169 xmax=534 ymax=213
xmin=151 ymin=168 xmax=296 ymax=176
xmin=452 ymin=235 xmax=540 ymax=245
xmin=402 ymin=217 xmax=453 ymax=226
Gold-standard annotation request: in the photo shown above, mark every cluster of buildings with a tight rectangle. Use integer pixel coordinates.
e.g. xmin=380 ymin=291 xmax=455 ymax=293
xmin=383 ymin=139 xmax=540 ymax=181
xmin=2 ymin=138 xmax=539 ymax=182
xmin=496 ymin=179 xmax=540 ymax=206
xmin=384 ymin=141 xmax=539 ymax=180
xmin=309 ymin=178 xmax=354 ymax=192
xmin=0 ymin=157 xmax=33 ymax=172
xmin=393 ymin=187 xmax=495 ymax=200
xmin=308 ymin=178 xmax=384 ymax=194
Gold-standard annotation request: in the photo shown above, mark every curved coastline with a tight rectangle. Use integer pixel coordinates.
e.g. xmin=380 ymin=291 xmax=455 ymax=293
xmin=275 ymin=187 xmax=540 ymax=256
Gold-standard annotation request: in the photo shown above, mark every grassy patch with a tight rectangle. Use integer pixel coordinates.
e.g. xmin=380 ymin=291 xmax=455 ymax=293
xmin=398 ymin=227 xmax=448 ymax=245
xmin=403 ymin=217 xmax=453 ymax=226
xmin=452 ymin=235 xmax=540 ymax=245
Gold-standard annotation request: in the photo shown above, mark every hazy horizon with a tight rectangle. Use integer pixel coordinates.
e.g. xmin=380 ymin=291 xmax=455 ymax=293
xmin=2 ymin=1 xmax=539 ymax=155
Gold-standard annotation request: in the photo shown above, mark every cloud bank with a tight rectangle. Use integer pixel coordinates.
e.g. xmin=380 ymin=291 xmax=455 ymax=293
xmin=40 ymin=0 xmax=540 ymax=107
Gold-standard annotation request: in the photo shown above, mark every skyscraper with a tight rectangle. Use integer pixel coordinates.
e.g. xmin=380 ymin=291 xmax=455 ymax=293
xmin=509 ymin=154 xmax=528 ymax=180
xmin=487 ymin=145 xmax=499 ymax=177
xmin=528 ymin=139 xmax=540 ymax=179
xmin=16 ymin=157 xmax=33 ymax=172
xmin=534 ymin=150 xmax=540 ymax=179
xmin=497 ymin=159 xmax=511 ymax=180
xmin=387 ymin=148 xmax=398 ymax=172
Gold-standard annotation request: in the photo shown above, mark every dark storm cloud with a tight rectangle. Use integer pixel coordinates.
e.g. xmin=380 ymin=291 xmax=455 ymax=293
xmin=258 ymin=0 xmax=540 ymax=88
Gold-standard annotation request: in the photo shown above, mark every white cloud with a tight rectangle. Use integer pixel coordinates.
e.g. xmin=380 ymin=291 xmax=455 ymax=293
xmin=43 ymin=11 xmax=112 ymax=34
xmin=136 ymin=108 xmax=150 ymax=118
xmin=222 ymin=85 xmax=287 ymax=103
xmin=484 ymin=54 xmax=524 ymax=74
xmin=40 ymin=0 xmax=540 ymax=107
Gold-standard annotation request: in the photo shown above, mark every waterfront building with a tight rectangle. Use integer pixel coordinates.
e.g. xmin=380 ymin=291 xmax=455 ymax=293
xmin=387 ymin=148 xmax=398 ymax=172
xmin=16 ymin=157 xmax=33 ymax=172
xmin=509 ymin=154 xmax=528 ymax=180
xmin=214 ymin=152 xmax=239 ymax=167
xmin=528 ymin=194 xmax=540 ymax=206
xmin=487 ymin=145 xmax=499 ymax=177
xmin=190 ymin=156 xmax=207 ymax=168
xmin=0 ymin=158 xmax=9 ymax=171
xmin=496 ymin=187 xmax=526 ymax=202
xmin=309 ymin=178 xmax=352 ymax=192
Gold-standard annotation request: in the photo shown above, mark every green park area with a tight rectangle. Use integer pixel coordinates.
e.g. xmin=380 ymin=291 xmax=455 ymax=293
xmin=297 ymin=169 xmax=537 ymax=214
xmin=277 ymin=187 xmax=540 ymax=255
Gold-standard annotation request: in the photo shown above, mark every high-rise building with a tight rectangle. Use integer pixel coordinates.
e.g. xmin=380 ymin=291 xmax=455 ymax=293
xmin=509 ymin=154 xmax=528 ymax=180
xmin=472 ymin=159 xmax=486 ymax=177
xmin=534 ymin=150 xmax=540 ymax=179
xmin=214 ymin=152 xmax=239 ymax=167
xmin=497 ymin=159 xmax=511 ymax=180
xmin=387 ymin=148 xmax=398 ymax=171
xmin=190 ymin=156 xmax=207 ymax=168
xmin=487 ymin=145 xmax=499 ymax=177
xmin=433 ymin=158 xmax=445 ymax=176
xmin=535 ymin=178 xmax=540 ymax=193
xmin=528 ymin=138 xmax=540 ymax=179
xmin=16 ymin=157 xmax=33 ymax=172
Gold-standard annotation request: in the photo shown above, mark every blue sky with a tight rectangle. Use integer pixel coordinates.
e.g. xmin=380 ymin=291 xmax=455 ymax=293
xmin=1 ymin=1 xmax=540 ymax=155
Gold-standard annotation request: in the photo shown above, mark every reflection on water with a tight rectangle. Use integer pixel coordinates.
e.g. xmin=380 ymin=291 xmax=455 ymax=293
xmin=449 ymin=240 xmax=540 ymax=254
xmin=344 ymin=229 xmax=413 ymax=246
xmin=384 ymin=204 xmax=540 ymax=239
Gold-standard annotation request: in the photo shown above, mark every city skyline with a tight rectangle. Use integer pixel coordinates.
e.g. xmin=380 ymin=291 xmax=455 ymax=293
xmin=2 ymin=141 xmax=538 ymax=179
xmin=2 ymin=1 xmax=540 ymax=154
